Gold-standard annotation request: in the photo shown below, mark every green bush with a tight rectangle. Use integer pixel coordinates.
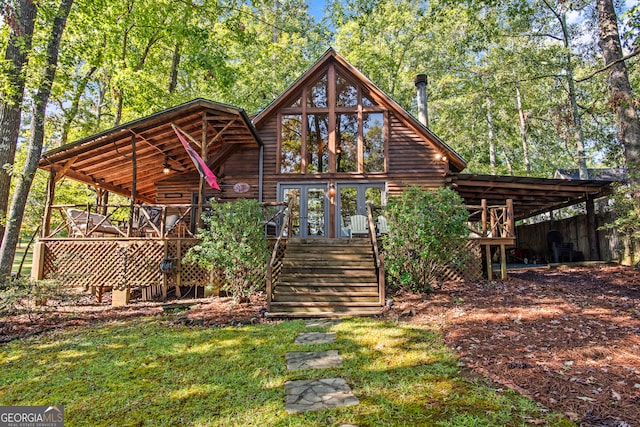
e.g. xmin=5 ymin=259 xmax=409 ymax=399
xmin=183 ymin=199 xmax=269 ymax=301
xmin=0 ymin=278 xmax=67 ymax=316
xmin=382 ymin=186 xmax=469 ymax=292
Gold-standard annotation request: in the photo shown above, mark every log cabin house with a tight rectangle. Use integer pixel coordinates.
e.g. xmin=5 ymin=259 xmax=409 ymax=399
xmin=32 ymin=49 xmax=614 ymax=316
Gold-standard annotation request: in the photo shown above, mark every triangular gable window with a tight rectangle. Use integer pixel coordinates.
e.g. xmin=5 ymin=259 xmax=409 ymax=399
xmin=307 ymin=74 xmax=328 ymax=108
xmin=279 ymin=64 xmax=386 ymax=175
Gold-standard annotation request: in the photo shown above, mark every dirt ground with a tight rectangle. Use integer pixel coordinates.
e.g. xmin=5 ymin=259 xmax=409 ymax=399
xmin=1 ymin=265 xmax=638 ymax=426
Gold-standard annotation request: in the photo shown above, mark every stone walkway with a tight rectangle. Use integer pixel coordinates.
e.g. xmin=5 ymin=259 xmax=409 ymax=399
xmin=283 ymin=319 xmax=359 ymax=417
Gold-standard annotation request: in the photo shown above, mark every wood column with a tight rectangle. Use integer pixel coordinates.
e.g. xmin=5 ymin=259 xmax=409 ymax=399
xmin=128 ymin=134 xmax=137 ymax=237
xmin=586 ymin=196 xmax=600 ymax=260
xmin=485 ymin=244 xmax=493 ymax=280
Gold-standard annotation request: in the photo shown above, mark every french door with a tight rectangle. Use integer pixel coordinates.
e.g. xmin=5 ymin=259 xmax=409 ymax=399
xmin=336 ymin=183 xmax=386 ymax=237
xmin=279 ymin=184 xmax=328 ymax=238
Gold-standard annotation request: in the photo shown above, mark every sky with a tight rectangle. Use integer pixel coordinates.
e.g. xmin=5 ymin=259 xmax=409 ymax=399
xmin=306 ymin=0 xmax=326 ymax=22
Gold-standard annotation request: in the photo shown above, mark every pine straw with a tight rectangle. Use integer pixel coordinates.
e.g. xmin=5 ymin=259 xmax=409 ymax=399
xmin=384 ymin=265 xmax=640 ymax=426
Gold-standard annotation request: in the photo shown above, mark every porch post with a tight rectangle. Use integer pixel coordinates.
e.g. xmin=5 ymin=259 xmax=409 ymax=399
xmin=128 ymin=134 xmax=137 ymax=237
xmin=586 ymin=195 xmax=600 ymax=260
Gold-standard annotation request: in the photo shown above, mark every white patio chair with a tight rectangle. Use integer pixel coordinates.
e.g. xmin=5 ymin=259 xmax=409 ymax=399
xmin=377 ymin=215 xmax=388 ymax=235
xmin=349 ymin=214 xmax=368 ymax=237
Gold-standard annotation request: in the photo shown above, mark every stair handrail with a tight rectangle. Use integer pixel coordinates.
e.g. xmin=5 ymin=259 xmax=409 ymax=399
xmin=366 ymin=202 xmax=385 ymax=305
xmin=266 ymin=198 xmax=293 ymax=307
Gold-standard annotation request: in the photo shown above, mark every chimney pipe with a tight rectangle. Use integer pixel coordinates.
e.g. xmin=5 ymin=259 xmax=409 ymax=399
xmin=414 ymin=74 xmax=428 ymax=127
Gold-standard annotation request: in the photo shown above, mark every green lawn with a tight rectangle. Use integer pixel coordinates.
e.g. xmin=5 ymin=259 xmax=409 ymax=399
xmin=0 ymin=317 xmax=574 ymax=427
xmin=12 ymin=244 xmax=32 ymax=276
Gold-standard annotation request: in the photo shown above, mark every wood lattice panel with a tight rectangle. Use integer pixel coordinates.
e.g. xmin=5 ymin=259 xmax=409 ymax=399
xmin=438 ymin=240 xmax=483 ymax=283
xmin=165 ymin=239 xmax=210 ymax=287
xmin=44 ymin=240 xmax=126 ymax=289
xmin=43 ymin=239 xmax=214 ymax=291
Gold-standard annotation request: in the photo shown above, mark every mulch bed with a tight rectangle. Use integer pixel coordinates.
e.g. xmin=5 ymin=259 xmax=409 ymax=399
xmin=1 ymin=265 xmax=638 ymax=425
xmin=385 ymin=265 xmax=640 ymax=426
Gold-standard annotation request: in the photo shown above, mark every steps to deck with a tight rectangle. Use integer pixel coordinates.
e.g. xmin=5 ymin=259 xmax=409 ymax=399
xmin=270 ymin=238 xmax=382 ymax=317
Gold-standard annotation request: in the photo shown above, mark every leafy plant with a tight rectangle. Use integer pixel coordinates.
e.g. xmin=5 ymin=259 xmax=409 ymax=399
xmin=382 ymin=186 xmax=469 ymax=292
xmin=183 ymin=199 xmax=269 ymax=302
xmin=0 ymin=277 xmax=67 ymax=318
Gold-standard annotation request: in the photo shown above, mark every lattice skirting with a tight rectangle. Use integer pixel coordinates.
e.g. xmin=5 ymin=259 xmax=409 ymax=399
xmin=439 ymin=240 xmax=483 ymax=282
xmin=42 ymin=239 xmax=212 ymax=293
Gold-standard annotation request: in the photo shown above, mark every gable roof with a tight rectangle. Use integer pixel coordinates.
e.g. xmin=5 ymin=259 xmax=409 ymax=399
xmin=39 ymin=99 xmax=261 ymax=203
xmin=252 ymin=48 xmax=467 ymax=171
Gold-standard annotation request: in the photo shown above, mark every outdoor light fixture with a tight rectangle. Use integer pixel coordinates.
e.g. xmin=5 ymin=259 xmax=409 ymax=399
xmin=163 ymin=157 xmax=171 ymax=175
xmin=328 ymin=183 xmax=336 ymax=197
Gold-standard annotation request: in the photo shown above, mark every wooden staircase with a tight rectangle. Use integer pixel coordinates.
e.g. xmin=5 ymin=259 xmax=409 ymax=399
xmin=268 ymin=238 xmax=383 ymax=318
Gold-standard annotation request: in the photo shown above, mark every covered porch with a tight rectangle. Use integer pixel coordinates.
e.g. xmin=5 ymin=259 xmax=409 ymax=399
xmin=448 ymin=173 xmax=617 ymax=278
xmin=33 ymin=99 xmax=264 ymax=305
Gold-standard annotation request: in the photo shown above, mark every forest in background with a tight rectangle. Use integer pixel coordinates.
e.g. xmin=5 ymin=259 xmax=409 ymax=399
xmin=1 ymin=0 xmax=639 ymax=242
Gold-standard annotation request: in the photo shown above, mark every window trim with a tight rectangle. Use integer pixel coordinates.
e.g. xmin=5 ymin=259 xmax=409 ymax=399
xmin=277 ymin=63 xmax=387 ymax=175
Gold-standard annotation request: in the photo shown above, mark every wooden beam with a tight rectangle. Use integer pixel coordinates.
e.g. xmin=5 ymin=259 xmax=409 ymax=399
xmin=208 ymin=118 xmax=237 ymax=146
xmin=54 ymin=156 xmax=79 ymax=182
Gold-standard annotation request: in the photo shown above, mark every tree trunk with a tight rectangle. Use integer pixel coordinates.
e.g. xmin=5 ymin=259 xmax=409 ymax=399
xmin=503 ymin=148 xmax=514 ymax=176
xmin=558 ymin=1 xmax=589 ymax=179
xmin=0 ymin=0 xmax=74 ymax=278
xmin=0 ymin=0 xmax=37 ymax=240
xmin=515 ymin=83 xmax=531 ymax=175
xmin=485 ymin=93 xmax=497 ymax=174
xmin=597 ymin=0 xmax=640 ymax=185
xmin=168 ymin=43 xmax=181 ymax=94
xmin=60 ymin=65 xmax=97 ymax=145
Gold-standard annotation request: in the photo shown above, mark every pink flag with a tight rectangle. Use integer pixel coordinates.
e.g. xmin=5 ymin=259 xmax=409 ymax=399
xmin=172 ymin=124 xmax=220 ymax=190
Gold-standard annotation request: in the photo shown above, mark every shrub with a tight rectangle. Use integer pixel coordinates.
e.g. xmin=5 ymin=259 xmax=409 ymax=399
xmin=183 ymin=199 xmax=269 ymax=301
xmin=0 ymin=277 xmax=69 ymax=318
xmin=382 ymin=186 xmax=469 ymax=292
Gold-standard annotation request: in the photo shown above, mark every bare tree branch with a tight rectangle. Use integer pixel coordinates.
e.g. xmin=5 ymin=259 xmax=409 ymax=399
xmin=576 ymin=48 xmax=640 ymax=82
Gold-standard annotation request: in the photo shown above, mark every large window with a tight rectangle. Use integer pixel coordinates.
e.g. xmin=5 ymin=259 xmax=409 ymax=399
xmin=280 ymin=115 xmax=302 ymax=173
xmin=279 ymin=65 xmax=386 ymax=174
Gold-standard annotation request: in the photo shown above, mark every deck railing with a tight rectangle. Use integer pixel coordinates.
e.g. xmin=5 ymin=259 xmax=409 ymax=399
xmin=366 ymin=202 xmax=386 ymax=305
xmin=266 ymin=199 xmax=293 ymax=306
xmin=44 ymin=203 xmax=218 ymax=239
xmin=466 ymin=199 xmax=515 ymax=240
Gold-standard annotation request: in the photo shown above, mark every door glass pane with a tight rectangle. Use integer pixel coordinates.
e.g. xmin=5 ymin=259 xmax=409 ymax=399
xmin=339 ymin=187 xmax=357 ymax=232
xmin=365 ymin=187 xmax=382 ymax=206
xmin=283 ymin=188 xmax=301 ymax=237
xmin=307 ymin=188 xmax=326 ymax=237
xmin=306 ymin=114 xmax=329 ymax=173
xmin=336 ymin=113 xmax=358 ymax=172
xmin=363 ymin=113 xmax=385 ymax=172
xmin=281 ymin=115 xmax=302 ymax=173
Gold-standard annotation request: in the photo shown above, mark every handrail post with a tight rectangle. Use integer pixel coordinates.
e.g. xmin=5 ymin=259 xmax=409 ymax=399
xmin=266 ymin=199 xmax=293 ymax=309
xmin=506 ymin=199 xmax=514 ymax=238
xmin=366 ymin=202 xmax=385 ymax=306
xmin=481 ymin=199 xmax=487 ymax=237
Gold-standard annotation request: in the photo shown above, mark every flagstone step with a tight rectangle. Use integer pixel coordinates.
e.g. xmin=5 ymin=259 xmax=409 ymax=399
xmin=284 ymin=378 xmax=359 ymax=414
